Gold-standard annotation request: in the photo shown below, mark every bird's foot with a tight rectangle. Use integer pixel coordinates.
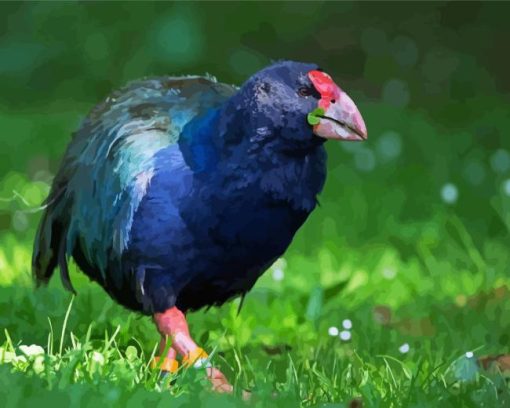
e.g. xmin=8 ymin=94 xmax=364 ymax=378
xmin=181 ymin=348 xmax=235 ymax=394
xmin=151 ymin=356 xmax=179 ymax=387
xmin=206 ymin=367 xmax=251 ymax=400
xmin=152 ymin=353 xmax=250 ymax=399
xmin=206 ymin=367 xmax=233 ymax=393
xmin=154 ymin=307 xmax=250 ymax=398
xmin=151 ymin=356 xmax=179 ymax=373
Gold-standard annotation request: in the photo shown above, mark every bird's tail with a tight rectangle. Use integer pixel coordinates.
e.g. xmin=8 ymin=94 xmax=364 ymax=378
xmin=32 ymin=189 xmax=76 ymax=294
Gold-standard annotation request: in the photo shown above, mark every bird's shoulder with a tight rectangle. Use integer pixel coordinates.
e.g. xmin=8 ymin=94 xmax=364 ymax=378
xmin=59 ymin=75 xmax=236 ymax=272
xmin=88 ymin=75 xmax=235 ymax=128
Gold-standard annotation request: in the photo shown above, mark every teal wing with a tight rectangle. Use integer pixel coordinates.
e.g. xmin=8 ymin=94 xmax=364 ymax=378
xmin=33 ymin=75 xmax=236 ymax=289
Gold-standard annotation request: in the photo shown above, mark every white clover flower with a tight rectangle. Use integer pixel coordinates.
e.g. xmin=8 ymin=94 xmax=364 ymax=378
xmin=0 ymin=347 xmax=16 ymax=363
xmin=399 ymin=343 xmax=410 ymax=354
xmin=33 ymin=355 xmax=45 ymax=374
xmin=328 ymin=326 xmax=339 ymax=337
xmin=339 ymin=331 xmax=351 ymax=341
xmin=91 ymin=351 xmax=105 ymax=365
xmin=19 ymin=344 xmax=45 ymax=357
xmin=382 ymin=267 xmax=397 ymax=280
xmin=271 ymin=258 xmax=286 ymax=281
xmin=342 ymin=319 xmax=353 ymax=330
xmin=272 ymin=268 xmax=284 ymax=282
xmin=13 ymin=355 xmax=27 ymax=364
xmin=465 ymin=351 xmax=474 ymax=359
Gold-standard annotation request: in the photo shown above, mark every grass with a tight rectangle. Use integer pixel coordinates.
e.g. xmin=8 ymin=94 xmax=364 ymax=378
xmin=0 ymin=210 xmax=509 ymax=407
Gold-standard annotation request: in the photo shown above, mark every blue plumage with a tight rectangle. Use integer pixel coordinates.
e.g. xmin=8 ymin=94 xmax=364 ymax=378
xmin=33 ymin=61 xmax=330 ymax=314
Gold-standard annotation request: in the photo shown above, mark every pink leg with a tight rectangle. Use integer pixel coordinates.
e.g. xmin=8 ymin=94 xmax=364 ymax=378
xmin=154 ymin=307 xmax=232 ymax=393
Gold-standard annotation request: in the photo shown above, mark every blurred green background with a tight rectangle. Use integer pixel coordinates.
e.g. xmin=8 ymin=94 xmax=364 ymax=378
xmin=1 ymin=2 xmax=510 ymax=406
xmin=1 ymin=1 xmax=509 ymax=244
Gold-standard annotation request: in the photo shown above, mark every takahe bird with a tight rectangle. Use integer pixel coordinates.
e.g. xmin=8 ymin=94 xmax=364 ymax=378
xmin=33 ymin=60 xmax=367 ymax=391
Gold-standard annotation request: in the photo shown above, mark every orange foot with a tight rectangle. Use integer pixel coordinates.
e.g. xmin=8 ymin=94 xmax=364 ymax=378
xmin=153 ymin=307 xmax=234 ymax=392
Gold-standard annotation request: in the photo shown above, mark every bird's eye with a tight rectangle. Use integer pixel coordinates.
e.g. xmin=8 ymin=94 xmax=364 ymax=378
xmin=298 ymin=87 xmax=313 ymax=97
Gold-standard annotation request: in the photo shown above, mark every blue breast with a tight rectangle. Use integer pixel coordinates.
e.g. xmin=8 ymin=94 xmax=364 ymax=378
xmin=124 ymin=133 xmax=325 ymax=312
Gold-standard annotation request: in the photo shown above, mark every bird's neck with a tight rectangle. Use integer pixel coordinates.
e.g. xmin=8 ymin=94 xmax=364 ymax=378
xmin=179 ymin=103 xmax=328 ymax=212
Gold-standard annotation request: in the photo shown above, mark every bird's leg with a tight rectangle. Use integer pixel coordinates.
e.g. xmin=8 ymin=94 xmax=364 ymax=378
xmin=154 ymin=307 xmax=232 ymax=393
xmin=151 ymin=335 xmax=179 ymax=374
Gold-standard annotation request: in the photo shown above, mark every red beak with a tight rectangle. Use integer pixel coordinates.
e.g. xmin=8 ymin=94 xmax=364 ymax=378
xmin=308 ymin=70 xmax=367 ymax=141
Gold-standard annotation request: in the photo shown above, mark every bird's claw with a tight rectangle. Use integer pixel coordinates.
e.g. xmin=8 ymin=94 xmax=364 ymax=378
xmin=206 ymin=367 xmax=251 ymax=400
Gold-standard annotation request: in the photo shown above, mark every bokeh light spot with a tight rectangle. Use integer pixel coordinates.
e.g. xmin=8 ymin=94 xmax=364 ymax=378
xmin=354 ymin=148 xmax=376 ymax=172
xmin=502 ymin=179 xmax=510 ymax=196
xmin=151 ymin=11 xmax=203 ymax=66
xmin=490 ymin=149 xmax=510 ymax=174
xmin=422 ymin=48 xmax=459 ymax=83
xmin=441 ymin=183 xmax=458 ymax=204
xmin=376 ymin=131 xmax=402 ymax=161
xmin=361 ymin=28 xmax=388 ymax=56
xmin=463 ymin=161 xmax=486 ymax=185
xmin=12 ymin=211 xmax=28 ymax=232
xmin=392 ymin=36 xmax=419 ymax=67
xmin=382 ymin=79 xmax=410 ymax=108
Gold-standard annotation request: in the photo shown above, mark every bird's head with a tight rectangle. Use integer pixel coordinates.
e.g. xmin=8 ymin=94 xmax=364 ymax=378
xmin=232 ymin=60 xmax=367 ymax=152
